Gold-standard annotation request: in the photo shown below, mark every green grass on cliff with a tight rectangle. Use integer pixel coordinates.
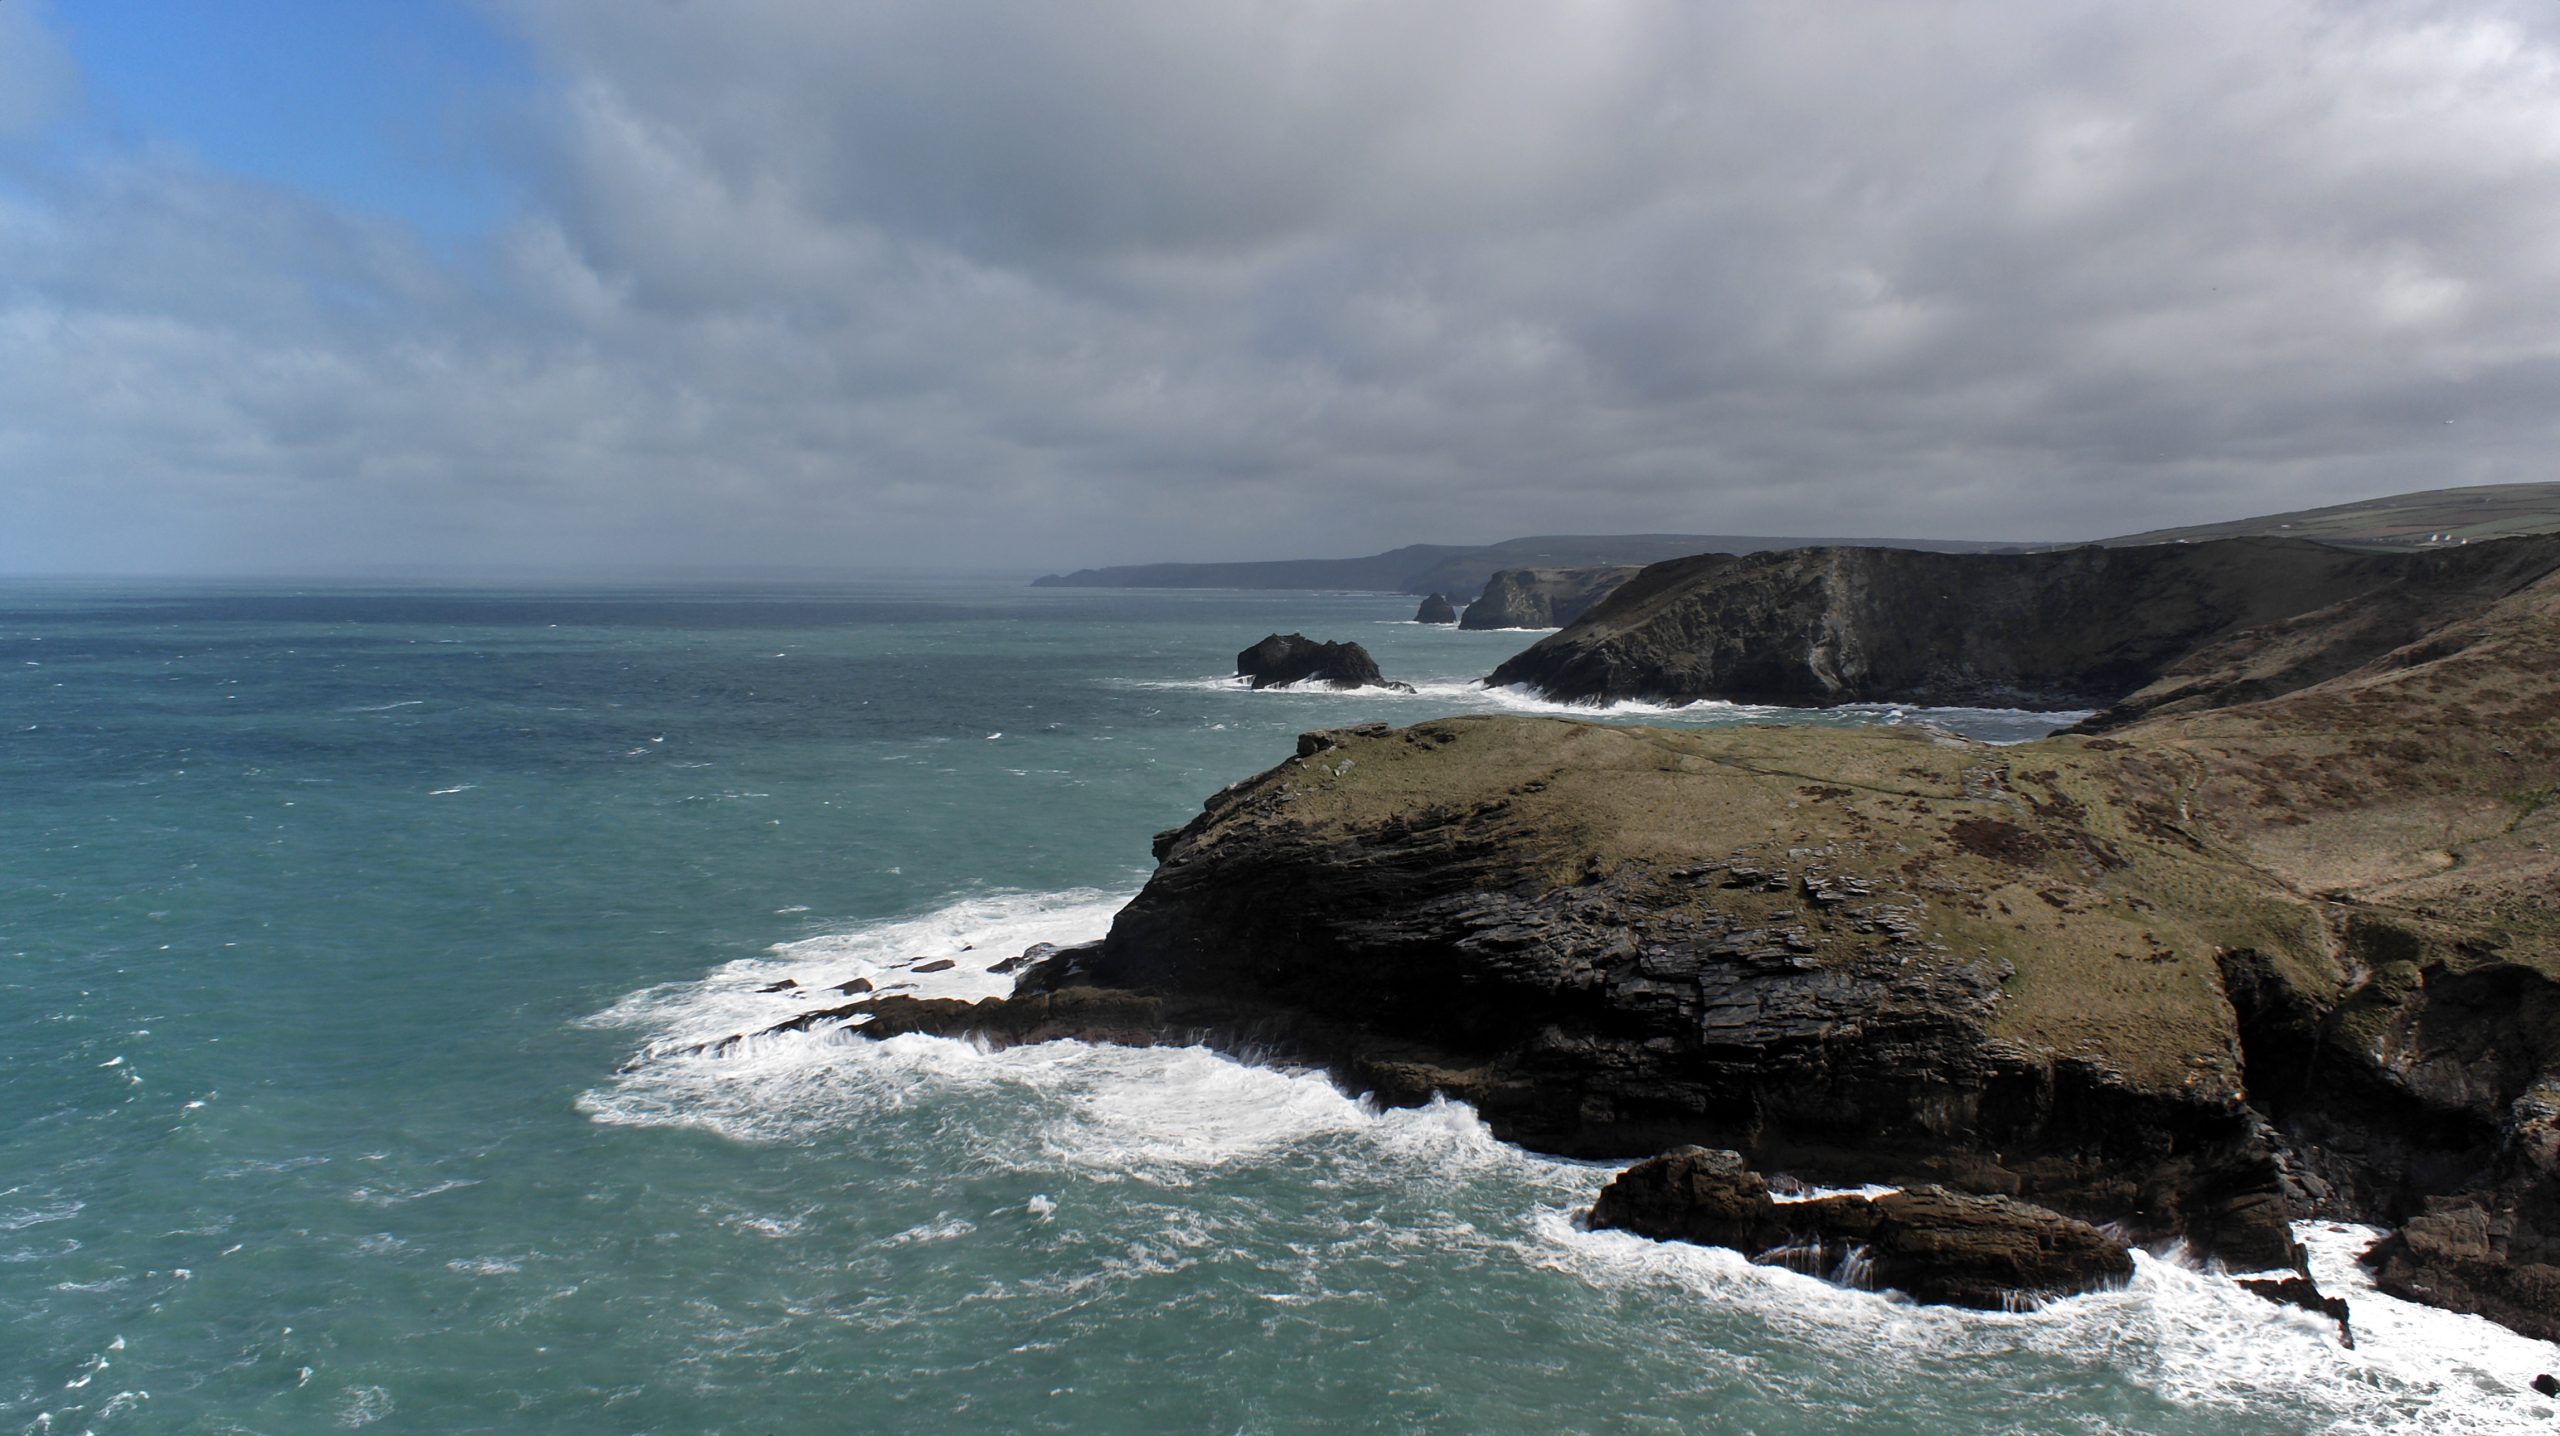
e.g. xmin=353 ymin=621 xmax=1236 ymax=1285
xmin=1245 ymin=716 xmax=2348 ymax=1094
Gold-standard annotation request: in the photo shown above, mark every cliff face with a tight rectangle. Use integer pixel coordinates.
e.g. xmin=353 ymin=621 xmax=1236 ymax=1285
xmin=824 ymin=559 xmax=2560 ymax=1336
xmin=1458 ymin=567 xmax=1641 ymax=630
xmin=1486 ymin=536 xmax=2560 ymax=719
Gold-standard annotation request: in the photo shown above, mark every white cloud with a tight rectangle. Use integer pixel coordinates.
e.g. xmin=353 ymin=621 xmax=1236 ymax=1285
xmin=9 ymin=0 xmax=2560 ymax=572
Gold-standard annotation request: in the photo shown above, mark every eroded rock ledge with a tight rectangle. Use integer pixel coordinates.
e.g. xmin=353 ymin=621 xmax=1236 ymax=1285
xmin=1588 ymin=1147 xmax=2135 ymax=1311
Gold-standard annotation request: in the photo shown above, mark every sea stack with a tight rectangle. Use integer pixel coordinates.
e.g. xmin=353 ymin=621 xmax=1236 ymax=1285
xmin=1235 ymin=634 xmax=1416 ymax=692
xmin=1415 ymin=593 xmax=1458 ymax=624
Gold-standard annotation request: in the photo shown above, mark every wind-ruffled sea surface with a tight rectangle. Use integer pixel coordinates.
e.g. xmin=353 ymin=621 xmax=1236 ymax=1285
xmin=5 ymin=576 xmax=2553 ymax=1434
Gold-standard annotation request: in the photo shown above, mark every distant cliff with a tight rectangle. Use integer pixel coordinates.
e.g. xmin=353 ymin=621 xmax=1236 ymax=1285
xmin=1457 ymin=567 xmax=1640 ymax=630
xmin=1032 ymin=534 xmax=2019 ymax=596
xmin=1487 ymin=536 xmax=2560 ymax=719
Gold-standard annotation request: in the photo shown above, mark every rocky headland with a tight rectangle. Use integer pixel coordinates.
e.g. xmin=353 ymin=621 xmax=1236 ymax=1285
xmin=1488 ymin=535 xmax=2560 ymax=717
xmin=1459 ymin=567 xmax=1641 ymax=631
xmin=1236 ymin=633 xmax=1415 ymax=692
xmin=732 ymin=539 xmax=2560 ymax=1337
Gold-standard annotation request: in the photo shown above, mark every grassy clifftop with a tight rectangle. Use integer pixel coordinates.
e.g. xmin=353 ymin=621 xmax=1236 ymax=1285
xmin=2104 ymin=481 xmax=2560 ymax=549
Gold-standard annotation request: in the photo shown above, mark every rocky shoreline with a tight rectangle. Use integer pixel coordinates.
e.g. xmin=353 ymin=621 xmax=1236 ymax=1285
xmin=707 ymin=537 xmax=2559 ymax=1344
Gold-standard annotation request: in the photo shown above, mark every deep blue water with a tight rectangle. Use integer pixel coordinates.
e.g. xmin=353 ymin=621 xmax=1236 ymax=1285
xmin=3 ymin=577 xmax=2549 ymax=1434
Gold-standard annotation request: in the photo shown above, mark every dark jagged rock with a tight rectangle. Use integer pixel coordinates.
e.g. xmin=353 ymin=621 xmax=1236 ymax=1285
xmin=1588 ymin=1148 xmax=2134 ymax=1309
xmin=1415 ymin=593 xmax=1458 ymax=624
xmin=2239 ymin=1275 xmax=2355 ymax=1347
xmin=1586 ymin=1146 xmax=1774 ymax=1248
xmin=2532 ymin=1373 xmax=2558 ymax=1397
xmin=1459 ymin=567 xmax=1640 ymax=630
xmin=1487 ymin=535 xmax=2560 ymax=720
xmin=1236 ymin=634 xmax=1415 ymax=692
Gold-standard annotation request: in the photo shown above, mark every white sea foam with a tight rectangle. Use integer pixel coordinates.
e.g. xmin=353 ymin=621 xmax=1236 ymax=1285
xmin=586 ymin=886 xmax=2560 ymax=1431
xmin=1108 ymin=673 xmax=2081 ymax=737
xmin=0 ymin=1201 xmax=82 ymax=1233
xmin=590 ymin=888 xmax=1128 ymax=1055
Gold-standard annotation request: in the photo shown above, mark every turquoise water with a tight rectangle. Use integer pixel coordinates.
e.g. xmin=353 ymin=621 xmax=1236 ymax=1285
xmin=3 ymin=577 xmax=2551 ymax=1435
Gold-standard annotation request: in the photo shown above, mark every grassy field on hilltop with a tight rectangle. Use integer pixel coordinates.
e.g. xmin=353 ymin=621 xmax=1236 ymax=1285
xmin=2105 ymin=482 xmax=2560 ymax=549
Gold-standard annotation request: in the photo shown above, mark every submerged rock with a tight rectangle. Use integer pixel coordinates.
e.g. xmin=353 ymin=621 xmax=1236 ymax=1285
xmin=1235 ymin=633 xmax=1415 ymax=692
xmin=1588 ymin=1148 xmax=2134 ymax=1310
xmin=1414 ymin=593 xmax=1458 ymax=624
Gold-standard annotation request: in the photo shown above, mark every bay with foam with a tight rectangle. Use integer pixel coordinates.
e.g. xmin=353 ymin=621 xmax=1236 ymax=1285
xmin=3 ymin=575 xmax=2550 ymax=1433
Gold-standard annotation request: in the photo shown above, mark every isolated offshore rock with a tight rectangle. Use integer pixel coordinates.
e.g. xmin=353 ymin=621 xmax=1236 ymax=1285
xmin=1588 ymin=1149 xmax=2134 ymax=1309
xmin=1415 ymin=593 xmax=1458 ymax=624
xmin=1236 ymin=633 xmax=1416 ymax=692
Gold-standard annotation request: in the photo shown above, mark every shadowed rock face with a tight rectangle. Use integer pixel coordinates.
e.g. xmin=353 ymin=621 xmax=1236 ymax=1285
xmin=1235 ymin=633 xmax=1414 ymax=692
xmin=1487 ymin=536 xmax=2560 ymax=720
xmin=1588 ymin=1147 xmax=2135 ymax=1310
xmin=1414 ymin=593 xmax=1458 ymax=624
xmin=731 ymin=550 xmax=2560 ymax=1341
xmin=1460 ymin=566 xmax=1640 ymax=630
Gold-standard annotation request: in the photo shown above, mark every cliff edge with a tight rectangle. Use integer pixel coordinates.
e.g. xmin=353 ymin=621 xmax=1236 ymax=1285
xmin=1457 ymin=567 xmax=1641 ymax=630
xmin=1486 ymin=536 xmax=2560 ymax=721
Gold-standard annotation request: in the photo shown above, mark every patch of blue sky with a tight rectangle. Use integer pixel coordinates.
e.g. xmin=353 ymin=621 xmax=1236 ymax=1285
xmin=43 ymin=0 xmax=538 ymax=243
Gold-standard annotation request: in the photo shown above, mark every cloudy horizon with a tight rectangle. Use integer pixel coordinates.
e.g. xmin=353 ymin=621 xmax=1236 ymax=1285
xmin=5 ymin=0 xmax=2558 ymax=576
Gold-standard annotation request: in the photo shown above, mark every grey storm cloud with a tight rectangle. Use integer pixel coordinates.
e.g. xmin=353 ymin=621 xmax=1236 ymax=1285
xmin=6 ymin=0 xmax=2560 ymax=573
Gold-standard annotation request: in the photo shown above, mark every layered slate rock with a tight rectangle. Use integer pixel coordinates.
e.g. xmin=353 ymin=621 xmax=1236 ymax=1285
xmin=1459 ymin=566 xmax=1641 ymax=630
xmin=1235 ymin=633 xmax=1415 ymax=692
xmin=1415 ymin=593 xmax=1459 ymax=624
xmin=1588 ymin=1147 xmax=2134 ymax=1310
xmin=1487 ymin=535 xmax=2560 ymax=717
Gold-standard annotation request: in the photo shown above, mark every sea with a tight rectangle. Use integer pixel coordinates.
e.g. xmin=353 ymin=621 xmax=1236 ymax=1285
xmin=4 ymin=575 xmax=2553 ymax=1435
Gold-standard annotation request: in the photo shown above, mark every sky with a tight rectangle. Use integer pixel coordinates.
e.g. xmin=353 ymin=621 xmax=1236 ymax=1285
xmin=4 ymin=0 xmax=2559 ymax=575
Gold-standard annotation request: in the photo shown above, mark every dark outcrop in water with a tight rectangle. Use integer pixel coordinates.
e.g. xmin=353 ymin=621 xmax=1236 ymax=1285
xmin=1415 ymin=593 xmax=1458 ymax=624
xmin=1235 ymin=634 xmax=1414 ymax=692
xmin=1458 ymin=567 xmax=1640 ymax=631
xmin=1589 ymin=1147 xmax=2134 ymax=1309
xmin=2238 ymin=1275 xmax=2355 ymax=1347
xmin=1487 ymin=535 xmax=2560 ymax=720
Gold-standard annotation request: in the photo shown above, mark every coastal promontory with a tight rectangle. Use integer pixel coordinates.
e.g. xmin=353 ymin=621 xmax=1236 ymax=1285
xmin=799 ymin=542 xmax=2560 ymax=1334
xmin=1458 ymin=567 xmax=1640 ymax=631
xmin=1488 ymin=536 xmax=2560 ymax=715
